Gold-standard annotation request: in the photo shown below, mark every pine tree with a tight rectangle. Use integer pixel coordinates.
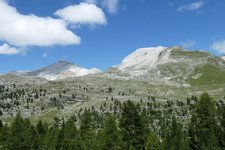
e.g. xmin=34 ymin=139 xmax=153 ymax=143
xmin=60 ymin=138 xmax=70 ymax=150
xmin=189 ymin=93 xmax=218 ymax=150
xmin=145 ymin=132 xmax=160 ymax=150
xmin=56 ymin=120 xmax=65 ymax=150
xmin=80 ymin=109 xmax=93 ymax=136
xmin=0 ymin=124 xmax=10 ymax=149
xmin=71 ymin=133 xmax=84 ymax=150
xmin=36 ymin=120 xmax=46 ymax=136
xmin=0 ymin=120 xmax=3 ymax=130
xmin=27 ymin=125 xmax=39 ymax=150
xmin=64 ymin=116 xmax=77 ymax=140
xmin=217 ymin=102 xmax=225 ymax=148
xmin=8 ymin=112 xmax=30 ymax=150
xmin=119 ymin=100 xmax=146 ymax=149
xmin=41 ymin=127 xmax=59 ymax=150
xmin=101 ymin=115 xmax=123 ymax=150
xmin=170 ymin=117 xmax=188 ymax=150
xmin=79 ymin=109 xmax=97 ymax=149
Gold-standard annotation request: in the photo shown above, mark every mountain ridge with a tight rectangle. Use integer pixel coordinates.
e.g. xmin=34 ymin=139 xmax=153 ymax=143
xmin=109 ymin=46 xmax=225 ymax=87
xmin=15 ymin=60 xmax=102 ymax=80
xmin=1 ymin=46 xmax=225 ymax=85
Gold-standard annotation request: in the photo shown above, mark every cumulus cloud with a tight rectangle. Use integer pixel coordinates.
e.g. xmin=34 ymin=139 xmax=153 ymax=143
xmin=211 ymin=40 xmax=225 ymax=54
xmin=102 ymin=0 xmax=119 ymax=14
xmin=55 ymin=2 xmax=106 ymax=25
xmin=83 ymin=0 xmax=119 ymax=14
xmin=0 ymin=43 xmax=20 ymax=55
xmin=0 ymin=0 xmax=80 ymax=47
xmin=0 ymin=1 xmax=108 ymax=55
xmin=178 ymin=1 xmax=204 ymax=12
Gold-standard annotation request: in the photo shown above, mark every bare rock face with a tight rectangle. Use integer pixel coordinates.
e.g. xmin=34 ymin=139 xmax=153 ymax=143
xmin=110 ymin=46 xmax=225 ymax=86
xmin=221 ymin=56 xmax=225 ymax=60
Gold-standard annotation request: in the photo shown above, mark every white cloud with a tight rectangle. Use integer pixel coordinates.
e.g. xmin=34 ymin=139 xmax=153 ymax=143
xmin=0 ymin=1 xmax=110 ymax=55
xmin=55 ymin=2 xmax=107 ymax=25
xmin=83 ymin=0 xmax=119 ymax=14
xmin=211 ymin=40 xmax=225 ymax=54
xmin=181 ymin=40 xmax=196 ymax=49
xmin=0 ymin=0 xmax=80 ymax=47
xmin=178 ymin=1 xmax=204 ymax=12
xmin=102 ymin=0 xmax=119 ymax=14
xmin=0 ymin=43 xmax=20 ymax=55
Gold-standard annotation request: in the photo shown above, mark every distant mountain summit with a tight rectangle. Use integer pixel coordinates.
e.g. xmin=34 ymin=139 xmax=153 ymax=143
xmin=23 ymin=60 xmax=101 ymax=80
xmin=221 ymin=56 xmax=225 ymax=60
xmin=114 ymin=46 xmax=182 ymax=77
xmin=113 ymin=46 xmax=225 ymax=87
xmin=116 ymin=46 xmax=172 ymax=70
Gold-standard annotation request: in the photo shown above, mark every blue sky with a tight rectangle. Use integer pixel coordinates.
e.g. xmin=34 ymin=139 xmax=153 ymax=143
xmin=0 ymin=0 xmax=225 ymax=72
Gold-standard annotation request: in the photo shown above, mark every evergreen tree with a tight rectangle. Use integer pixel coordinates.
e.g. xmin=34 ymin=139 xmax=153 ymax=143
xmin=79 ymin=109 xmax=97 ymax=150
xmin=71 ymin=133 xmax=84 ymax=150
xmin=41 ymin=127 xmax=59 ymax=150
xmin=0 ymin=120 xmax=3 ymax=130
xmin=60 ymin=138 xmax=70 ymax=150
xmin=217 ymin=102 xmax=225 ymax=148
xmin=102 ymin=115 xmax=123 ymax=150
xmin=119 ymin=100 xmax=146 ymax=149
xmin=163 ymin=117 xmax=188 ymax=150
xmin=145 ymin=132 xmax=160 ymax=150
xmin=64 ymin=116 xmax=77 ymax=140
xmin=80 ymin=109 xmax=93 ymax=136
xmin=56 ymin=120 xmax=65 ymax=150
xmin=27 ymin=125 xmax=39 ymax=150
xmin=0 ymin=124 xmax=10 ymax=149
xmin=36 ymin=120 xmax=46 ymax=136
xmin=8 ymin=112 xmax=30 ymax=150
xmin=189 ymin=93 xmax=218 ymax=150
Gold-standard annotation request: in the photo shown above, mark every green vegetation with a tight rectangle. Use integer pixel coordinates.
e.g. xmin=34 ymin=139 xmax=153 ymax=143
xmin=0 ymin=93 xmax=225 ymax=150
xmin=188 ymin=64 xmax=225 ymax=86
xmin=171 ymin=49 xmax=209 ymax=58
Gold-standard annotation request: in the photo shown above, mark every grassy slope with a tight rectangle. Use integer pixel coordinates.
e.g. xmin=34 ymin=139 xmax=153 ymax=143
xmin=187 ymin=64 xmax=225 ymax=86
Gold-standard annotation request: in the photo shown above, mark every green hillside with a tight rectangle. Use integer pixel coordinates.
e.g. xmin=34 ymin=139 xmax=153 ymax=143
xmin=187 ymin=64 xmax=225 ymax=86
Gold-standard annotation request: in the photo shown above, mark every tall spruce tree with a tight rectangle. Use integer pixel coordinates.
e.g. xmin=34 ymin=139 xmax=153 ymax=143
xmin=8 ymin=112 xmax=30 ymax=150
xmin=189 ymin=93 xmax=218 ymax=150
xmin=145 ymin=132 xmax=160 ymax=150
xmin=79 ymin=109 xmax=97 ymax=150
xmin=163 ymin=117 xmax=188 ymax=150
xmin=0 ymin=124 xmax=10 ymax=149
xmin=217 ymin=102 xmax=225 ymax=148
xmin=102 ymin=114 xmax=123 ymax=150
xmin=119 ymin=100 xmax=146 ymax=150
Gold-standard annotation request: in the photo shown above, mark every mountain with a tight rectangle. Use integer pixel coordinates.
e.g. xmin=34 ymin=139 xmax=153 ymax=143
xmin=23 ymin=60 xmax=101 ymax=80
xmin=221 ymin=56 xmax=225 ymax=60
xmin=2 ymin=46 xmax=225 ymax=85
xmin=113 ymin=46 xmax=225 ymax=87
xmin=1 ymin=46 xmax=225 ymax=124
xmin=116 ymin=46 xmax=169 ymax=70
